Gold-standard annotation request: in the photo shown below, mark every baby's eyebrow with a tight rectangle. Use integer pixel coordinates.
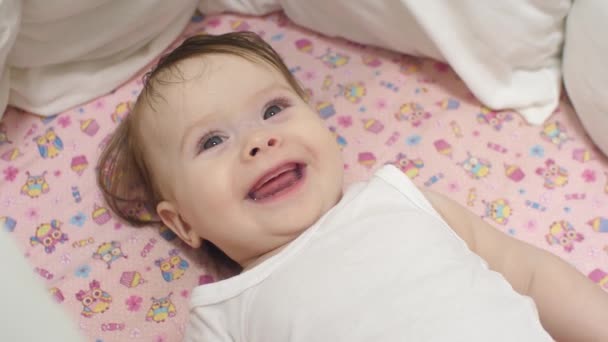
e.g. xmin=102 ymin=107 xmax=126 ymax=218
xmin=248 ymin=83 xmax=294 ymax=103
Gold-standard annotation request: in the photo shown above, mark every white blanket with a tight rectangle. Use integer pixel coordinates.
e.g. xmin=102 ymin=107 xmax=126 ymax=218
xmin=0 ymin=0 xmax=197 ymax=117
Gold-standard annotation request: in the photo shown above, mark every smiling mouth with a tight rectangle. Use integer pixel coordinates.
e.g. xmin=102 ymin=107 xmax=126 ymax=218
xmin=247 ymin=163 xmax=305 ymax=201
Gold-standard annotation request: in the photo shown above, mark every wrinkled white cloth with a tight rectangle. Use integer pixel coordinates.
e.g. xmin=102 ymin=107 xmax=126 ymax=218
xmin=0 ymin=0 xmax=197 ymax=118
xmin=563 ymin=0 xmax=608 ymax=156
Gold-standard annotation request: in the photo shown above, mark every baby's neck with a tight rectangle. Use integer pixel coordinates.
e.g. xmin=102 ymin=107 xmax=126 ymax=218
xmin=241 ymin=242 xmax=290 ymax=272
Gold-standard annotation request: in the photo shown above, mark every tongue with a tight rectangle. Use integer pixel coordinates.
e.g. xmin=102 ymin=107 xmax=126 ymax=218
xmin=250 ymin=169 xmax=300 ymax=200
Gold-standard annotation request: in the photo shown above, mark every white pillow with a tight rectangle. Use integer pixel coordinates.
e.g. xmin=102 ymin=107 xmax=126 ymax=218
xmin=1 ymin=0 xmax=198 ymax=119
xmin=201 ymin=0 xmax=571 ymax=125
xmin=563 ymin=0 xmax=608 ymax=155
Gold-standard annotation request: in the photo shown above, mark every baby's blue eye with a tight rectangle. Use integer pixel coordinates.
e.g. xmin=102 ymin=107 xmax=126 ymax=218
xmin=201 ymin=135 xmax=226 ymax=151
xmin=263 ymin=105 xmax=283 ymax=120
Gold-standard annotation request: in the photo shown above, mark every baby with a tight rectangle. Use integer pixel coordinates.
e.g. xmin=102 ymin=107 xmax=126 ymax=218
xmin=98 ymin=32 xmax=608 ymax=341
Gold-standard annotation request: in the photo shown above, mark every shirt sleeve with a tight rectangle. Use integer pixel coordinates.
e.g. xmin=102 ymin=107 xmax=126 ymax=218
xmin=375 ymin=164 xmax=442 ymax=218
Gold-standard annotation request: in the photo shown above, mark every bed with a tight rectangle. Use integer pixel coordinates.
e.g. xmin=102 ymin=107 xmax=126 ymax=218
xmin=1 ymin=11 xmax=607 ymax=342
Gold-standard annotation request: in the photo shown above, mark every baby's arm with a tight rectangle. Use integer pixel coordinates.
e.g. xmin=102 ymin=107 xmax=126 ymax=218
xmin=423 ymin=190 xmax=608 ymax=342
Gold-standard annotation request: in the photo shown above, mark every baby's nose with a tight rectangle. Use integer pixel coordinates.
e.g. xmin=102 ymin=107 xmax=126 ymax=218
xmin=249 ymin=137 xmax=278 ymax=157
xmin=243 ymin=133 xmax=282 ymax=160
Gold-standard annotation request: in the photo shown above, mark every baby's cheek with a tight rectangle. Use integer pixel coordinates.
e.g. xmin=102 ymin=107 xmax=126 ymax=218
xmin=182 ymin=193 xmax=231 ymax=235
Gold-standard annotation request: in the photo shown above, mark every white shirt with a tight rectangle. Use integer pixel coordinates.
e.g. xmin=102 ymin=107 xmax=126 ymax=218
xmin=185 ymin=165 xmax=552 ymax=341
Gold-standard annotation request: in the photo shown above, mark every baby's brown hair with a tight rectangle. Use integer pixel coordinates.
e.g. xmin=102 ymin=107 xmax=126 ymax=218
xmin=97 ymin=31 xmax=307 ymax=274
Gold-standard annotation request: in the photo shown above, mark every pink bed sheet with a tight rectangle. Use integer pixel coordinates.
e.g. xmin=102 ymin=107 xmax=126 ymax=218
xmin=1 ymin=11 xmax=607 ymax=342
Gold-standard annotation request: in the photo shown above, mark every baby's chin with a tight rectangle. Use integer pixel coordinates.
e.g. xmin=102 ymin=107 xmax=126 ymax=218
xmin=242 ymin=179 xmax=344 ymax=271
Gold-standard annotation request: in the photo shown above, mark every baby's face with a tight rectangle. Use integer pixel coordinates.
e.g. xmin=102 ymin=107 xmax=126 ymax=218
xmin=146 ymin=54 xmax=343 ymax=266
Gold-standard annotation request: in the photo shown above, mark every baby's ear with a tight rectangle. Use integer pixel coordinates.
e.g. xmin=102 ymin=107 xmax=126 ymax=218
xmin=157 ymin=201 xmax=202 ymax=249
